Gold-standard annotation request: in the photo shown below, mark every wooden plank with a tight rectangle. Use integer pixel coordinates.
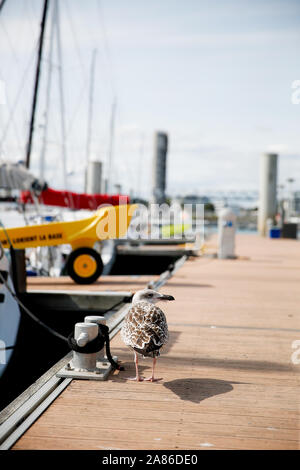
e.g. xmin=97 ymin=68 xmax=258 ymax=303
xmin=14 ymin=428 xmax=299 ymax=450
xmin=27 ymin=275 xmax=158 ymax=292
xmin=12 ymin=235 xmax=300 ymax=450
xmin=33 ymin=414 xmax=299 ymax=441
xmin=39 ymin=403 xmax=300 ymax=429
xmin=50 ymin=395 xmax=299 ymax=419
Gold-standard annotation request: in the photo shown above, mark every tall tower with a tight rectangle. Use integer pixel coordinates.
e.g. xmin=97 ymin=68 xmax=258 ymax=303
xmin=258 ymin=153 xmax=278 ymax=236
xmin=152 ymin=131 xmax=168 ymax=204
xmin=85 ymin=160 xmax=102 ymax=195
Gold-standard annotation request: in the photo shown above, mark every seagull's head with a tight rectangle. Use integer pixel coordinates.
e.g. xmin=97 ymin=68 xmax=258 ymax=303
xmin=132 ymin=288 xmax=175 ymax=305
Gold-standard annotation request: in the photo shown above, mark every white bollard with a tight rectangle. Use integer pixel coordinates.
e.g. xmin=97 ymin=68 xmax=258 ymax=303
xmin=71 ymin=322 xmax=98 ymax=371
xmin=218 ymin=207 xmax=236 ymax=259
xmin=84 ymin=315 xmax=106 ymax=360
xmin=57 ymin=319 xmax=116 ymax=381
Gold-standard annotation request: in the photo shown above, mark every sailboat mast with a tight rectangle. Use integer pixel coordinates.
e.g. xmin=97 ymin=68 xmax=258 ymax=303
xmin=40 ymin=0 xmax=55 ymax=181
xmin=0 ymin=0 xmax=7 ymax=14
xmin=86 ymin=48 xmax=97 ymax=164
xmin=25 ymin=0 xmax=49 ymax=169
xmin=55 ymin=0 xmax=68 ymax=189
xmin=107 ymin=98 xmax=116 ymax=194
xmin=137 ymin=132 xmax=145 ymax=198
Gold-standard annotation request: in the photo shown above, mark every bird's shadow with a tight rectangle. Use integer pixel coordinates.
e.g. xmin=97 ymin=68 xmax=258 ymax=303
xmin=163 ymin=378 xmax=242 ymax=403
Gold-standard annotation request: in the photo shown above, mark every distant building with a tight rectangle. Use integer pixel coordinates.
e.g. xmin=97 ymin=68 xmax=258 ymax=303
xmin=292 ymin=191 xmax=300 ymax=213
xmin=181 ymin=194 xmax=210 ymax=205
xmin=152 ymin=132 xmax=168 ymax=204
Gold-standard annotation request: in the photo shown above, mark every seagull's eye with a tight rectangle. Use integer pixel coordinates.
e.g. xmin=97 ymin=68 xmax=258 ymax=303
xmin=147 ymin=293 xmax=153 ymax=297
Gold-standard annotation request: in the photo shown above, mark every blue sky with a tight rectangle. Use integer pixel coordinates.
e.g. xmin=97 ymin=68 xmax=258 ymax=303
xmin=0 ymin=0 xmax=299 ymax=198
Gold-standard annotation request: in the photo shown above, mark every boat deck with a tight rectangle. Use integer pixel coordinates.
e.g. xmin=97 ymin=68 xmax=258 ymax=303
xmin=27 ymin=275 xmax=159 ymax=292
xmin=12 ymin=235 xmax=300 ymax=450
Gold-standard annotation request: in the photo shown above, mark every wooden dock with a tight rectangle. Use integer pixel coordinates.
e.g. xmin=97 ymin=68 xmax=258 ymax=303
xmin=26 ymin=275 xmax=160 ymax=292
xmin=11 ymin=235 xmax=300 ymax=450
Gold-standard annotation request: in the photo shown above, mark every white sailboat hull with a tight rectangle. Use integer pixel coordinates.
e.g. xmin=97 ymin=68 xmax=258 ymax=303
xmin=0 ymin=254 xmax=21 ymax=378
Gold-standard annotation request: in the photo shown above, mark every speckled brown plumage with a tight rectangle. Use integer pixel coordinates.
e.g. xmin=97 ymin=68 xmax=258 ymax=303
xmin=121 ymin=300 xmax=169 ymax=358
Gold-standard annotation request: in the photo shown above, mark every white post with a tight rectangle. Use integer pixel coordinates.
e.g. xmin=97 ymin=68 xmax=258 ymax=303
xmin=258 ymin=153 xmax=278 ymax=236
xmin=84 ymin=315 xmax=106 ymax=360
xmin=86 ymin=160 xmax=102 ymax=195
xmin=71 ymin=322 xmax=98 ymax=371
xmin=218 ymin=207 xmax=236 ymax=259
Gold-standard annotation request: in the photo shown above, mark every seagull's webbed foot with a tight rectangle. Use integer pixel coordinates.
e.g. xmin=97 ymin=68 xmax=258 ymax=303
xmin=127 ymin=376 xmax=144 ymax=382
xmin=126 ymin=352 xmax=145 ymax=381
xmin=144 ymin=376 xmax=163 ymax=382
xmin=144 ymin=357 xmax=162 ymax=382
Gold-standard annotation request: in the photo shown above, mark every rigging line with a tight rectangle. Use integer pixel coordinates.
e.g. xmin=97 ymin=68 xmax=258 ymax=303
xmin=0 ymin=19 xmax=18 ymax=63
xmin=63 ymin=0 xmax=88 ymax=81
xmin=39 ymin=0 xmax=55 ymax=181
xmin=9 ymin=0 xmax=32 ymax=58
xmin=96 ymin=0 xmax=117 ymax=98
xmin=80 ymin=0 xmax=115 ymax=96
xmin=0 ymin=268 xmax=68 ymax=343
xmin=96 ymin=0 xmax=131 ymax=158
xmin=40 ymin=60 xmax=65 ymax=154
xmin=62 ymin=0 xmax=90 ymax=140
xmin=0 ymin=78 xmax=23 ymax=156
xmin=24 ymin=0 xmax=39 ymax=37
xmin=77 ymin=1 xmax=98 ymax=53
xmin=0 ymin=47 xmax=37 ymax=152
xmin=0 ymin=247 xmax=128 ymax=345
xmin=111 ymin=113 xmax=139 ymax=192
xmin=65 ymin=80 xmax=87 ymax=138
xmin=54 ymin=0 xmax=67 ymax=189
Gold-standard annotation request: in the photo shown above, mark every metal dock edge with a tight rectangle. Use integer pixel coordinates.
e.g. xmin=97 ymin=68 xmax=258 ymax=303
xmin=0 ymin=255 xmax=187 ymax=450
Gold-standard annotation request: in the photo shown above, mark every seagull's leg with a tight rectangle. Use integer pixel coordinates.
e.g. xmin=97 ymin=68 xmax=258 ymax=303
xmin=145 ymin=357 xmax=162 ymax=382
xmin=127 ymin=351 xmax=144 ymax=382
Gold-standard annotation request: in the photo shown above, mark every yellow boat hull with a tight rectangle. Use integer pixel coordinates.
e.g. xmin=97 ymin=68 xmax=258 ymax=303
xmin=0 ymin=204 xmax=137 ymax=284
xmin=0 ymin=204 xmax=137 ymax=250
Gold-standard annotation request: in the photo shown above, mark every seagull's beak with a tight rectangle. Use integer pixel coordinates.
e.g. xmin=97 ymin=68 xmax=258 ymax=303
xmin=159 ymin=294 xmax=175 ymax=301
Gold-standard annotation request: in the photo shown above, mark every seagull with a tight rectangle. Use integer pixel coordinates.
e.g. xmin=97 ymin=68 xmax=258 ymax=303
xmin=121 ymin=288 xmax=175 ymax=382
